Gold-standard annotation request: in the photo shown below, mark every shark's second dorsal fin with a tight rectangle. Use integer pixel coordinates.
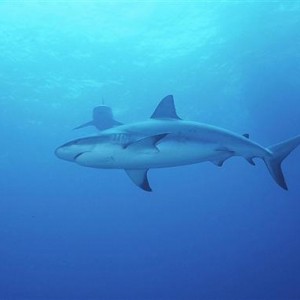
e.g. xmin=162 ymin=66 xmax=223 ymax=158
xmin=151 ymin=95 xmax=181 ymax=120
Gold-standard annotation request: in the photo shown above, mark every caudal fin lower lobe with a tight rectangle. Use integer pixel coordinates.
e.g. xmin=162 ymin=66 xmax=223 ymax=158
xmin=264 ymin=135 xmax=300 ymax=190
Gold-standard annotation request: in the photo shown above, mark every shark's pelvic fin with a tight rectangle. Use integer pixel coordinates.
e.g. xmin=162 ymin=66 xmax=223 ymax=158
xmin=210 ymin=151 xmax=234 ymax=167
xmin=125 ymin=133 xmax=168 ymax=151
xmin=245 ymin=157 xmax=256 ymax=166
xmin=125 ymin=169 xmax=152 ymax=192
xmin=211 ymin=158 xmax=229 ymax=167
xmin=264 ymin=135 xmax=300 ymax=190
xmin=151 ymin=95 xmax=181 ymax=120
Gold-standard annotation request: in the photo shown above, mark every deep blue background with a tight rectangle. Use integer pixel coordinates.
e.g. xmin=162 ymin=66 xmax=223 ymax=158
xmin=0 ymin=2 xmax=300 ymax=299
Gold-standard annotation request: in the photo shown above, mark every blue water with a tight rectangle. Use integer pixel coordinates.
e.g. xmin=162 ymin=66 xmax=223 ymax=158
xmin=1 ymin=2 xmax=300 ymax=299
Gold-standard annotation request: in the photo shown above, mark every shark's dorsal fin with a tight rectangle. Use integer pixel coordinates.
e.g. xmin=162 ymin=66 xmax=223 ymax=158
xmin=125 ymin=169 xmax=152 ymax=192
xmin=243 ymin=133 xmax=250 ymax=139
xmin=151 ymin=95 xmax=181 ymax=120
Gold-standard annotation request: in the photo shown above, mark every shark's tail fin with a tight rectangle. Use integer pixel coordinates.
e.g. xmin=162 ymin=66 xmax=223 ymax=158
xmin=264 ymin=135 xmax=300 ymax=190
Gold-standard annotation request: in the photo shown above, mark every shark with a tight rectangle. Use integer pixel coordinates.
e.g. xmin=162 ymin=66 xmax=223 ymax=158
xmin=73 ymin=105 xmax=122 ymax=131
xmin=55 ymin=95 xmax=300 ymax=192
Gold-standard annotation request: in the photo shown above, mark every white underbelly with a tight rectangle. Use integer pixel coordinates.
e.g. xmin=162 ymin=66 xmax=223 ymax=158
xmin=75 ymin=141 xmax=219 ymax=169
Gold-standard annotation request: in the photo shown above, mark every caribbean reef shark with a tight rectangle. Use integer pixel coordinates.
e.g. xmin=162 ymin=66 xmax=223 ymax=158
xmin=74 ymin=105 xmax=122 ymax=131
xmin=55 ymin=95 xmax=300 ymax=191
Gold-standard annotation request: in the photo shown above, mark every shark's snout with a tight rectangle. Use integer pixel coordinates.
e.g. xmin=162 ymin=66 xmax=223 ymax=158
xmin=55 ymin=146 xmax=64 ymax=159
xmin=54 ymin=147 xmax=61 ymax=158
xmin=55 ymin=138 xmax=94 ymax=163
xmin=55 ymin=145 xmax=76 ymax=162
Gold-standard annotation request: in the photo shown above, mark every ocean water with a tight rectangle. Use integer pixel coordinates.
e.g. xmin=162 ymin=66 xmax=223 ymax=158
xmin=0 ymin=1 xmax=300 ymax=299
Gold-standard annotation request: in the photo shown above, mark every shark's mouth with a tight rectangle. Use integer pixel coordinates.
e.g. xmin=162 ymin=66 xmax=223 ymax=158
xmin=73 ymin=152 xmax=87 ymax=160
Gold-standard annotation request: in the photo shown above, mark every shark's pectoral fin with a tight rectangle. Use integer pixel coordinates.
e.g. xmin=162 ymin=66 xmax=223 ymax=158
xmin=151 ymin=95 xmax=181 ymax=120
xmin=73 ymin=121 xmax=94 ymax=130
xmin=113 ymin=120 xmax=123 ymax=126
xmin=125 ymin=133 xmax=168 ymax=151
xmin=125 ymin=169 xmax=152 ymax=192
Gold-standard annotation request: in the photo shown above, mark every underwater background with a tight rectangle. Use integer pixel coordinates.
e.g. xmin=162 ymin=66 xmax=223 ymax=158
xmin=0 ymin=1 xmax=300 ymax=299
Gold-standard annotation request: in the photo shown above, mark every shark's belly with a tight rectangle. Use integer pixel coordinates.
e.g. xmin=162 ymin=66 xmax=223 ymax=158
xmin=135 ymin=141 xmax=217 ymax=168
xmin=75 ymin=140 xmax=219 ymax=169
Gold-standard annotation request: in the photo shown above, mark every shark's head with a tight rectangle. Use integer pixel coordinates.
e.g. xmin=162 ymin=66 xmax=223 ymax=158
xmin=93 ymin=105 xmax=113 ymax=120
xmin=55 ymin=138 xmax=96 ymax=162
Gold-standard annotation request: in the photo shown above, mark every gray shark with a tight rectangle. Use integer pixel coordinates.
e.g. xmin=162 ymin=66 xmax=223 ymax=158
xmin=74 ymin=105 xmax=122 ymax=131
xmin=55 ymin=95 xmax=300 ymax=192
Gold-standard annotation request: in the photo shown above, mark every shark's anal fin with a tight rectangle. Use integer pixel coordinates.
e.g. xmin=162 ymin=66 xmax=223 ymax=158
xmin=151 ymin=95 xmax=181 ymax=120
xmin=125 ymin=133 xmax=168 ymax=151
xmin=125 ymin=169 xmax=152 ymax=192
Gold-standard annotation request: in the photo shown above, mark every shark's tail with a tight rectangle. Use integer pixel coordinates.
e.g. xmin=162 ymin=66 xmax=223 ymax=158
xmin=264 ymin=135 xmax=300 ymax=190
